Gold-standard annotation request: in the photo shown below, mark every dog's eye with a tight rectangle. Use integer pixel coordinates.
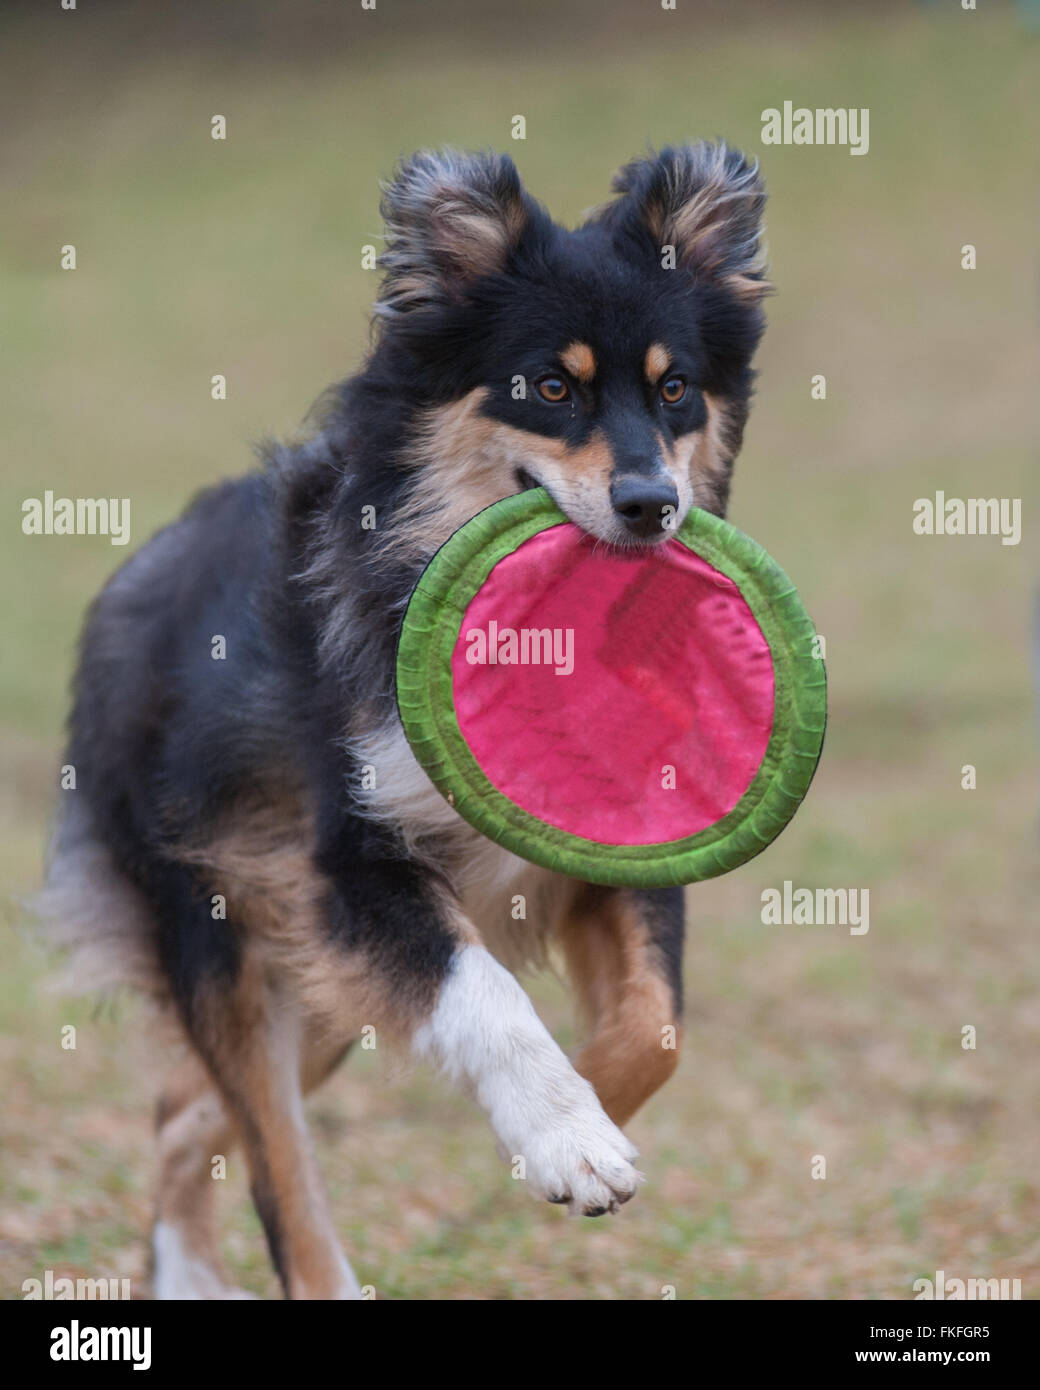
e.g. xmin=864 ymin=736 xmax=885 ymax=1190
xmin=660 ymin=376 xmax=687 ymax=405
xmin=536 ymin=375 xmax=570 ymax=403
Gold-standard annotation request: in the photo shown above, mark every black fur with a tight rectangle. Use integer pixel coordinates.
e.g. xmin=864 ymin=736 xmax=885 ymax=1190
xmin=54 ymin=141 xmax=766 ymax=1088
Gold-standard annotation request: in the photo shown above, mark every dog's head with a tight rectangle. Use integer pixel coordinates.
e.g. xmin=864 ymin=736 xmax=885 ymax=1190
xmin=373 ymin=144 xmax=768 ymax=549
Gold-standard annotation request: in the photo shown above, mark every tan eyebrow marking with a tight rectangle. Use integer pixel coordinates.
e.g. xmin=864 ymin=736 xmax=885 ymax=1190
xmin=559 ymin=341 xmax=596 ymax=384
xmin=645 ymin=342 xmax=671 ymax=383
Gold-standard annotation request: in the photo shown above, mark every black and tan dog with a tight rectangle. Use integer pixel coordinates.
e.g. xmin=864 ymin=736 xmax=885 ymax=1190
xmin=41 ymin=143 xmax=768 ymax=1298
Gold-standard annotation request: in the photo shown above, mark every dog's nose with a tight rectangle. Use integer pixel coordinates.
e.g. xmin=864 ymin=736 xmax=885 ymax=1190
xmin=610 ymin=476 xmax=679 ymax=539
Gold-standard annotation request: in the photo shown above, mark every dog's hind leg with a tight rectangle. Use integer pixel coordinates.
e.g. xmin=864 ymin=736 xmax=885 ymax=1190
xmin=148 ymin=858 xmax=361 ymax=1301
xmin=152 ymin=1052 xmax=254 ymax=1299
xmin=153 ymin=1025 xmax=355 ymax=1300
xmin=182 ymin=976 xmax=360 ymax=1301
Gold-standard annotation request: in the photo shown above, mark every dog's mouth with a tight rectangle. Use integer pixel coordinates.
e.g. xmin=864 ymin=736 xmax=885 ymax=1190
xmin=511 ymin=467 xmax=678 ymax=548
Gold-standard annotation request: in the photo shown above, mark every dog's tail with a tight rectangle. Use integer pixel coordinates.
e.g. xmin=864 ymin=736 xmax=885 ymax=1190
xmin=31 ymin=795 xmax=169 ymax=1003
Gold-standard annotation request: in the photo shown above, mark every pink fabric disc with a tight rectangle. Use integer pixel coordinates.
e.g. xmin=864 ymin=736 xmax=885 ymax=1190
xmin=451 ymin=523 xmax=775 ymax=846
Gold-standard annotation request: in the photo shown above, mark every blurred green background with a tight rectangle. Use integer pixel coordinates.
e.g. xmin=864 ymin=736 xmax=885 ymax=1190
xmin=1 ymin=0 xmax=1037 ymax=1299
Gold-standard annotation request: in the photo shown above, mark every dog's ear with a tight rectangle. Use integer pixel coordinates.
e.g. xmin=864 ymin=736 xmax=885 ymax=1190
xmin=376 ymin=149 xmax=533 ymax=317
xmin=608 ymin=142 xmax=768 ymax=303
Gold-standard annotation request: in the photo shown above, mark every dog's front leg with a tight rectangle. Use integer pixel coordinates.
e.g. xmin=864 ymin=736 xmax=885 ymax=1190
xmin=323 ymin=857 xmax=641 ymax=1215
xmin=414 ymin=942 xmax=642 ymax=1215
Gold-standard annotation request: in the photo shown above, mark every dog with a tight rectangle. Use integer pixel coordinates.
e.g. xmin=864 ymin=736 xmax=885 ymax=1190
xmin=40 ymin=142 xmax=768 ymax=1299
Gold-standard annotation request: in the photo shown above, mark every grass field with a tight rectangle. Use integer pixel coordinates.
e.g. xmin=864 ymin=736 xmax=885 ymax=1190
xmin=1 ymin=0 xmax=1037 ymax=1299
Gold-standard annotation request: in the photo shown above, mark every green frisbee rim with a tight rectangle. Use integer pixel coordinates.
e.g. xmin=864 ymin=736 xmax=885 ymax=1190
xmin=396 ymin=489 xmax=826 ymax=887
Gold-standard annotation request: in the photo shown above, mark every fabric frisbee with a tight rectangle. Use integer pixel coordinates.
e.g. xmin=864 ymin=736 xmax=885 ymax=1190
xmin=396 ymin=489 xmax=826 ymax=888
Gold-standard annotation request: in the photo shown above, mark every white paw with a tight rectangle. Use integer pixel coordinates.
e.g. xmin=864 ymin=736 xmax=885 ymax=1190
xmin=152 ymin=1222 xmax=259 ymax=1300
xmin=510 ymin=1092 xmax=643 ymax=1216
xmin=413 ymin=946 xmax=644 ymax=1216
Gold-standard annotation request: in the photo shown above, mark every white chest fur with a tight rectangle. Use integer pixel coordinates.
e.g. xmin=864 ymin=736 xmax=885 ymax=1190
xmin=350 ymin=715 xmax=575 ymax=971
